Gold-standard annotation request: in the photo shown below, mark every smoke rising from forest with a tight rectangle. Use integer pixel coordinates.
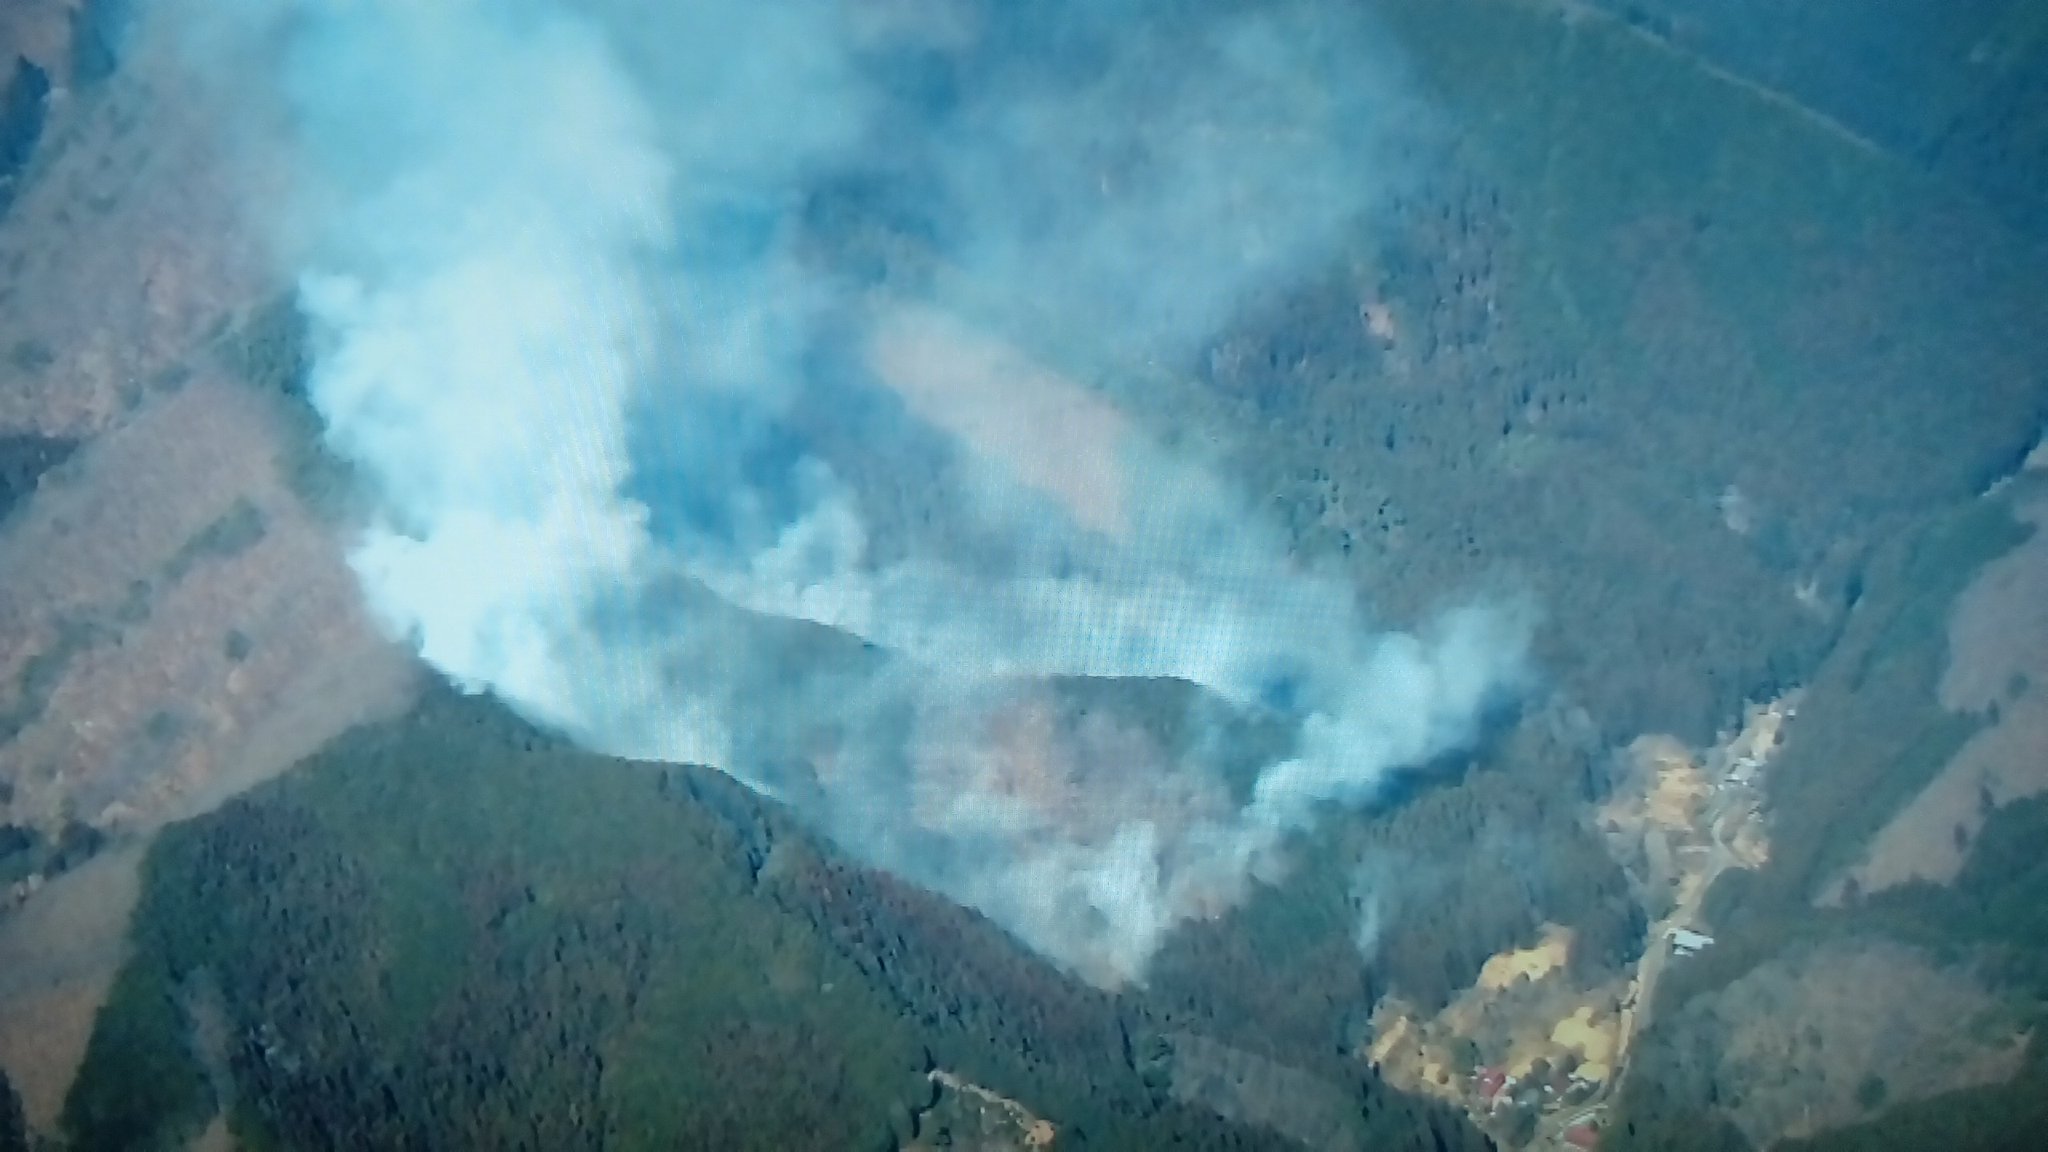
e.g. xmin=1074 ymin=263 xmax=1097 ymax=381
xmin=158 ymin=0 xmax=1534 ymax=985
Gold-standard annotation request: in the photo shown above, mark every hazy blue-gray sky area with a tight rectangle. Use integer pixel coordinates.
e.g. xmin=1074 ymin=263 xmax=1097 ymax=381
xmin=155 ymin=0 xmax=1533 ymax=985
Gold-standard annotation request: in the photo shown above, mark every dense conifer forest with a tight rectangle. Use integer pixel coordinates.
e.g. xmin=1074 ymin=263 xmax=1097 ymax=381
xmin=62 ymin=685 xmax=1496 ymax=1151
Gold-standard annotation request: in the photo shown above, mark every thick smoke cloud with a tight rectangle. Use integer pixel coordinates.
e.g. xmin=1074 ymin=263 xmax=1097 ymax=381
xmin=160 ymin=0 xmax=1533 ymax=986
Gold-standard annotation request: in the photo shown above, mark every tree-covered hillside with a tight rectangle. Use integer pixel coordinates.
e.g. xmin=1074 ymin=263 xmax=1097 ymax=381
xmin=61 ymin=684 xmax=1493 ymax=1152
xmin=1607 ymin=482 xmax=2048 ymax=1151
xmin=1580 ymin=0 xmax=2048 ymax=241
xmin=1093 ymin=0 xmax=2048 ymax=743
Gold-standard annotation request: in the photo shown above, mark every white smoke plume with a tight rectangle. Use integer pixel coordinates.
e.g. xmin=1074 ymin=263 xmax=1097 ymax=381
xmin=154 ymin=0 xmax=1534 ymax=987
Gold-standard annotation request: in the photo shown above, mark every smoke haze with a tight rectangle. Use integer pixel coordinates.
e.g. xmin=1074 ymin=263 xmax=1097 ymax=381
xmin=156 ymin=0 xmax=1535 ymax=986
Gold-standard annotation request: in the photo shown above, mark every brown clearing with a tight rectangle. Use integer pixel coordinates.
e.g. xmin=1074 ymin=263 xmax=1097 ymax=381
xmin=0 ymin=846 xmax=143 ymax=1133
xmin=1839 ymin=489 xmax=2048 ymax=896
xmin=0 ymin=373 xmax=417 ymax=833
xmin=867 ymin=303 xmax=1131 ymax=536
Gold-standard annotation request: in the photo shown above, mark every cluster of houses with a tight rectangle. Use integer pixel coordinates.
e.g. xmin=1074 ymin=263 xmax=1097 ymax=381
xmin=1472 ymin=1062 xmax=1607 ymax=1146
xmin=1561 ymin=1115 xmax=1602 ymax=1148
xmin=1712 ymin=698 xmax=1798 ymax=788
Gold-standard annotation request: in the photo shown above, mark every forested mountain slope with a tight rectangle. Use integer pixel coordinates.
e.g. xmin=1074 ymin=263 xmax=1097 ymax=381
xmin=61 ymin=684 xmax=1493 ymax=1152
xmin=1578 ymin=0 xmax=2048 ymax=240
xmin=1608 ymin=477 xmax=2048 ymax=1151
xmin=1079 ymin=0 xmax=2048 ymax=742
xmin=8 ymin=1 xmax=2047 ymax=1148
